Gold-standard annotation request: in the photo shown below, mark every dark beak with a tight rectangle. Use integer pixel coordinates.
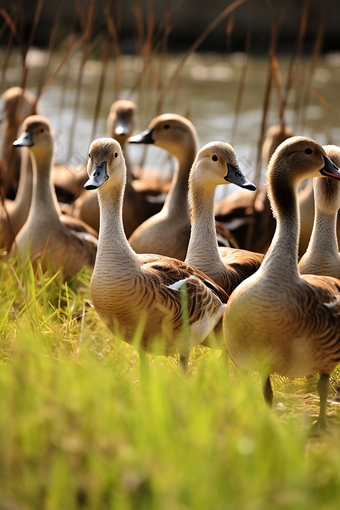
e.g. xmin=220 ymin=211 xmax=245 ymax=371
xmin=128 ymin=128 xmax=154 ymax=144
xmin=224 ymin=163 xmax=256 ymax=191
xmin=13 ymin=131 xmax=34 ymax=147
xmin=84 ymin=161 xmax=109 ymax=190
xmin=320 ymin=155 xmax=340 ymax=180
xmin=114 ymin=118 xmax=131 ymax=137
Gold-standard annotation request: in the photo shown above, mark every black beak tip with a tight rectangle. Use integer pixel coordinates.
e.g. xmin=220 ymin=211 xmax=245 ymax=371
xmin=246 ymin=183 xmax=257 ymax=191
xmin=84 ymin=182 xmax=97 ymax=191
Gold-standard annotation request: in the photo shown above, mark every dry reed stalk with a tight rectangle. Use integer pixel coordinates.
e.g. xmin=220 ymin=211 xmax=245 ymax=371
xmin=292 ymin=0 xmax=310 ymax=130
xmin=244 ymin=12 xmax=278 ymax=250
xmin=231 ymin=5 xmax=252 ymax=144
xmin=35 ymin=0 xmax=65 ymax=105
xmin=160 ymin=0 xmax=249 ymax=107
xmin=300 ymin=0 xmax=328 ymax=129
xmin=90 ymin=32 xmax=111 ymax=142
xmin=226 ymin=10 xmax=235 ymax=51
xmin=105 ymin=0 xmax=122 ymax=101
xmin=67 ymin=0 xmax=99 ymax=157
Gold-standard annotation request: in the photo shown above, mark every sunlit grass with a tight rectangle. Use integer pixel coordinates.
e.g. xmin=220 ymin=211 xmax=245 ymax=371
xmin=1 ymin=253 xmax=340 ymax=509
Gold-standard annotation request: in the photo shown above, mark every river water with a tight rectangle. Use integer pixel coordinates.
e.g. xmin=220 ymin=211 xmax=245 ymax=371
xmin=1 ymin=48 xmax=340 ymax=197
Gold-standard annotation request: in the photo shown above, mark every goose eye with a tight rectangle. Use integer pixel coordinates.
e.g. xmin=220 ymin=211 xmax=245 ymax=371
xmin=115 ymin=152 xmax=118 ymax=158
xmin=212 ymin=155 xmax=218 ymax=162
xmin=305 ymin=148 xmax=313 ymax=154
xmin=164 ymin=124 xmax=170 ymax=129
xmin=40 ymin=128 xmax=44 ymax=133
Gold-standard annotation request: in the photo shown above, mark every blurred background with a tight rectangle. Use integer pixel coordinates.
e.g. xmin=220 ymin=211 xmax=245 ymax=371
xmin=0 ymin=0 xmax=339 ymax=190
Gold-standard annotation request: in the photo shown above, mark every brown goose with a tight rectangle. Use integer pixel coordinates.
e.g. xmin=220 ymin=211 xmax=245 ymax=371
xmin=0 ymin=86 xmax=36 ymax=197
xmin=223 ymin=136 xmax=340 ymax=431
xmin=299 ymin=145 xmax=340 ymax=279
xmin=185 ymin=141 xmax=264 ymax=293
xmin=84 ymin=137 xmax=228 ymax=370
xmin=128 ymin=114 xmax=237 ymax=260
xmin=12 ymin=116 xmax=97 ymax=276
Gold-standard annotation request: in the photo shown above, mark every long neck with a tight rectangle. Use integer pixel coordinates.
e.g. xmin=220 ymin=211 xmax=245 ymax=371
xmin=162 ymin=142 xmax=197 ymax=218
xmin=14 ymin=148 xmax=33 ymax=211
xmin=96 ymin=181 xmax=141 ymax=279
xmin=304 ymin=205 xmax=339 ymax=261
xmin=28 ymin=148 xmax=60 ymax=224
xmin=261 ymin=176 xmax=300 ymax=279
xmin=0 ymin=119 xmax=21 ymax=175
xmin=186 ymin=177 xmax=225 ymax=276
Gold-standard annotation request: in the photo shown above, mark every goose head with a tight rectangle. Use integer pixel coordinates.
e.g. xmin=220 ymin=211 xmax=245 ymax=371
xmin=0 ymin=87 xmax=36 ymax=127
xmin=85 ymin=138 xmax=125 ymax=192
xmin=268 ymin=137 xmax=340 ymax=185
xmin=312 ymin=145 xmax=340 ymax=216
xmin=13 ymin=115 xmax=54 ymax=166
xmin=190 ymin=141 xmax=256 ymax=191
xmin=262 ymin=124 xmax=294 ymax=165
xmin=128 ymin=113 xmax=198 ymax=161
xmin=107 ymin=100 xmax=137 ymax=146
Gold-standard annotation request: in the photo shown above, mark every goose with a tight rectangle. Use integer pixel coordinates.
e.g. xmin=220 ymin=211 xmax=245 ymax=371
xmin=74 ymin=100 xmax=164 ymax=236
xmin=0 ymin=86 xmax=36 ymax=198
xmin=84 ymin=137 xmax=228 ymax=370
xmin=185 ymin=142 xmax=264 ymax=294
xmin=223 ymin=136 xmax=340 ymax=431
xmin=0 ymin=148 xmax=33 ymax=252
xmin=12 ymin=115 xmax=97 ymax=276
xmin=128 ymin=114 xmax=237 ymax=260
xmin=299 ymin=145 xmax=340 ymax=279
xmin=214 ymin=124 xmax=294 ymax=253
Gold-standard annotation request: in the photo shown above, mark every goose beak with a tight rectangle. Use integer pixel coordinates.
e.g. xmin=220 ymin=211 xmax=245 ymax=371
xmin=128 ymin=128 xmax=154 ymax=144
xmin=225 ymin=163 xmax=256 ymax=191
xmin=84 ymin=161 xmax=109 ymax=190
xmin=114 ymin=118 xmax=130 ymax=137
xmin=320 ymin=155 xmax=340 ymax=180
xmin=13 ymin=131 xmax=34 ymax=147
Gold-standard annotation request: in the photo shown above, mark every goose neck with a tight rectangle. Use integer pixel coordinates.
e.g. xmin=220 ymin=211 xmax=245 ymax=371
xmin=262 ymin=176 xmax=300 ymax=279
xmin=29 ymin=148 xmax=60 ymax=223
xmin=186 ymin=179 xmax=223 ymax=271
xmin=96 ymin=183 xmax=141 ymax=277
xmin=304 ymin=206 xmax=339 ymax=261
xmin=162 ymin=143 xmax=197 ymax=218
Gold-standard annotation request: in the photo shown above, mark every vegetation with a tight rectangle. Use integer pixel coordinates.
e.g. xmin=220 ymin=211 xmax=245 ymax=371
xmin=0 ymin=254 xmax=340 ymax=510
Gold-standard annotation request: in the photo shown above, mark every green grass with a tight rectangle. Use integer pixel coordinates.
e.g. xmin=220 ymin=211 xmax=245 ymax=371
xmin=1 ymin=254 xmax=340 ymax=510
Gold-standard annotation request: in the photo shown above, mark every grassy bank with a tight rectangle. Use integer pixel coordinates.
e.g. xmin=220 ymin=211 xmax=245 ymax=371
xmin=1 ymin=255 xmax=340 ymax=509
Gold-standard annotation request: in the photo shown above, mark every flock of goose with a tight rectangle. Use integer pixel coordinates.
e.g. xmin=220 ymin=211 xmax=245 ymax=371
xmin=1 ymin=86 xmax=340 ymax=432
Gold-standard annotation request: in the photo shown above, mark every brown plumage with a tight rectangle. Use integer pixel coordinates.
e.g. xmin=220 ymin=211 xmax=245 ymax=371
xmin=299 ymin=145 xmax=340 ymax=279
xmin=185 ymin=141 xmax=264 ymax=295
xmin=11 ymin=115 xmax=97 ymax=276
xmin=128 ymin=114 xmax=236 ymax=260
xmin=223 ymin=136 xmax=340 ymax=431
xmin=85 ymin=137 xmax=228 ymax=369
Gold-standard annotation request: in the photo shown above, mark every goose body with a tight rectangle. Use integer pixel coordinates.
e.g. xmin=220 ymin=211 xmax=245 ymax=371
xmin=185 ymin=141 xmax=264 ymax=294
xmin=12 ymin=116 xmax=97 ymax=275
xmin=223 ymin=137 xmax=340 ymax=429
xmin=299 ymin=145 xmax=340 ymax=279
xmin=85 ymin=138 xmax=228 ymax=367
xmin=128 ymin=114 xmax=236 ymax=260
